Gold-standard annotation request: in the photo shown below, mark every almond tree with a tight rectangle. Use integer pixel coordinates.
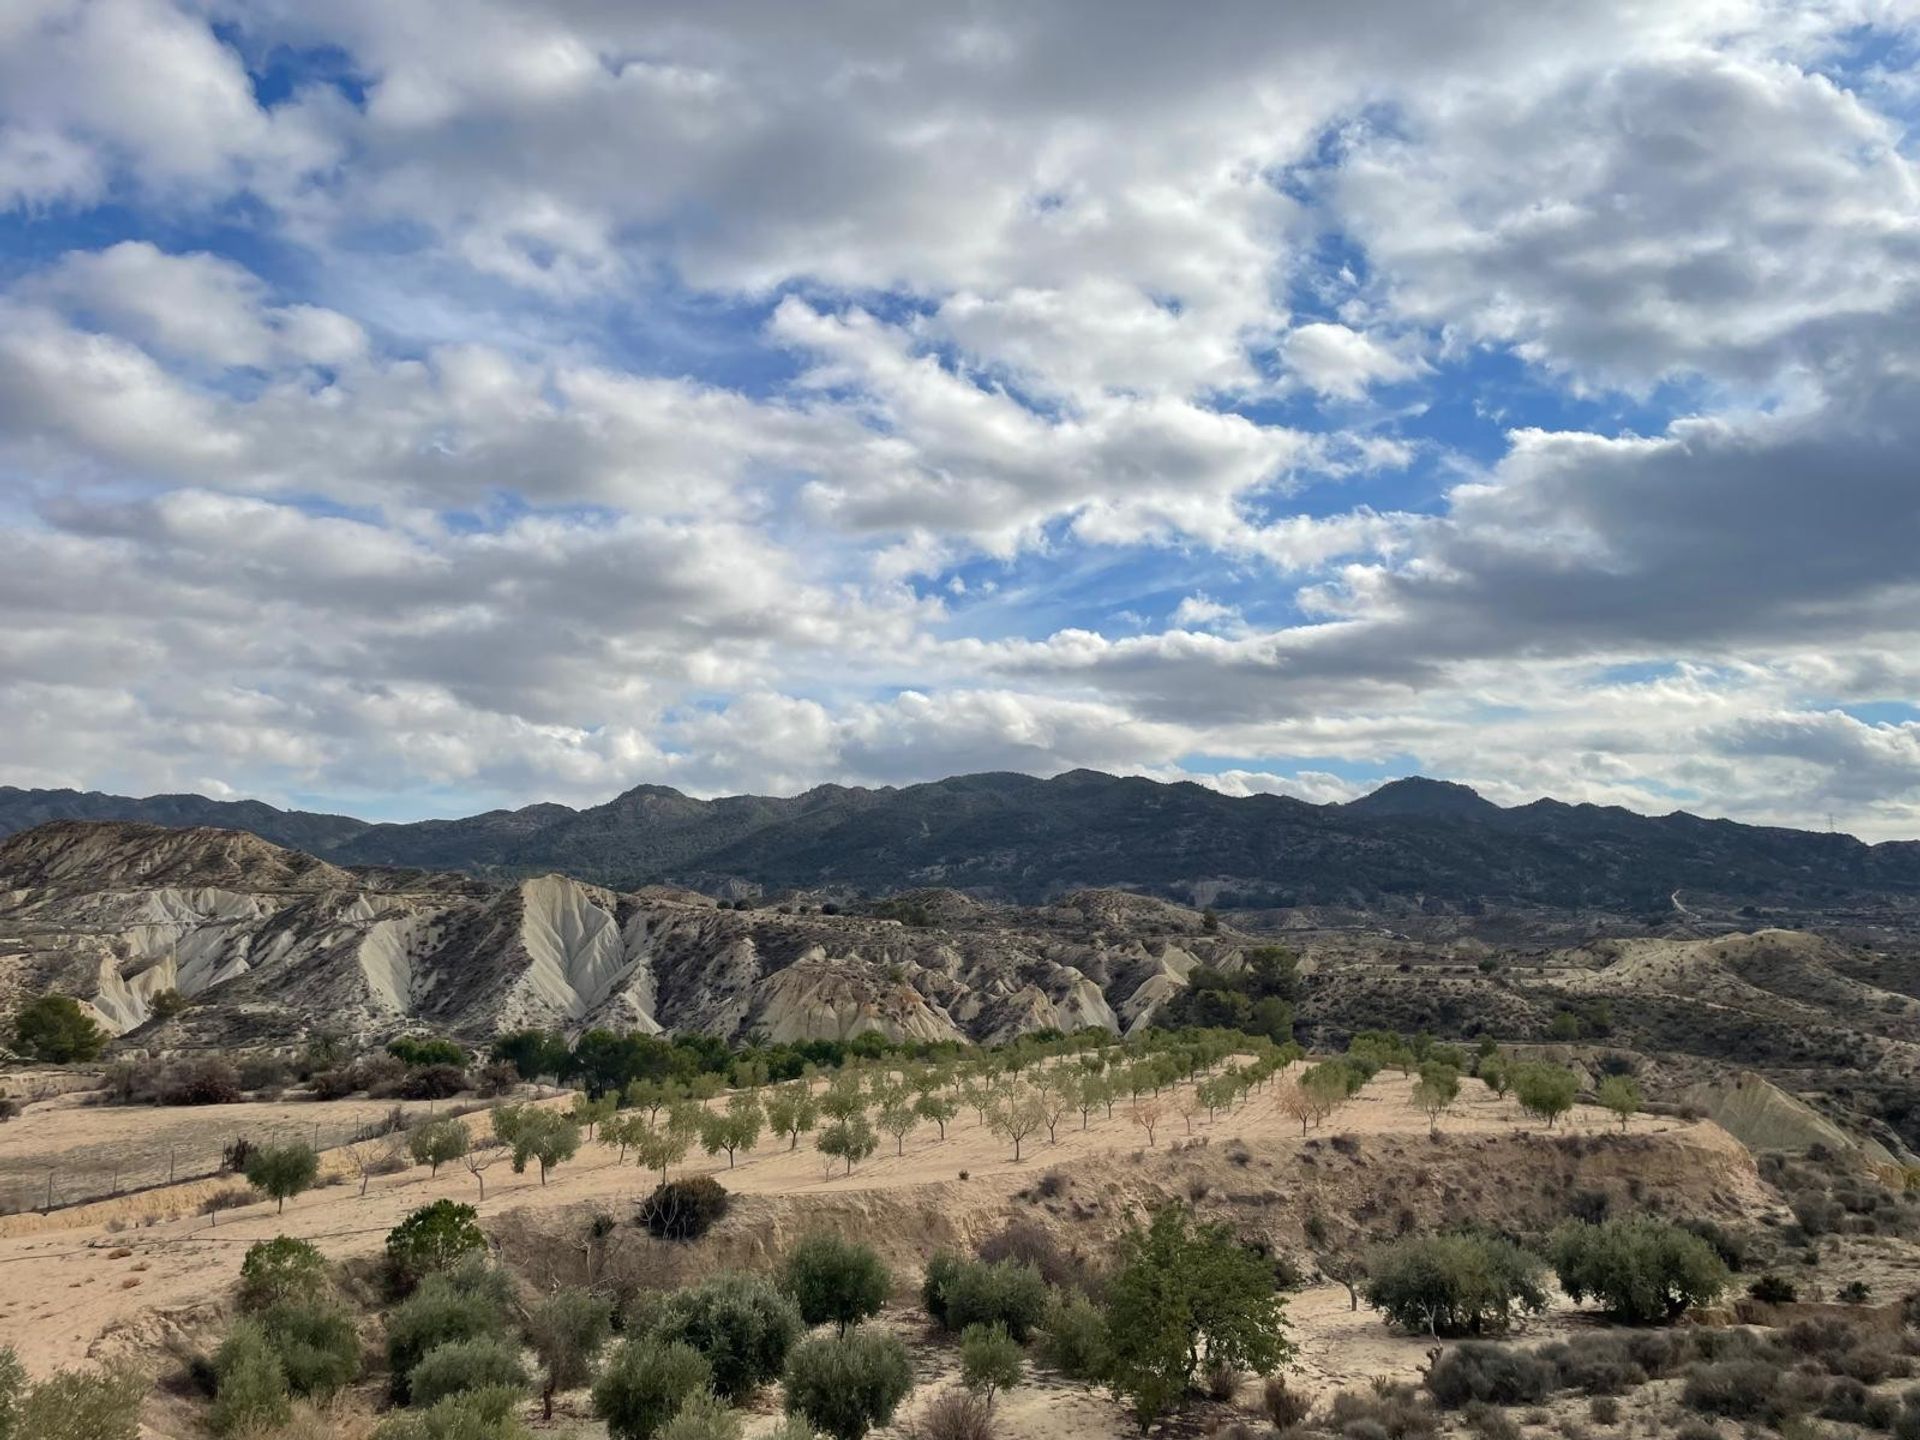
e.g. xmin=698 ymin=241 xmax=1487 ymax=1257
xmin=765 ymin=1083 xmax=821 ymax=1149
xmin=633 ymin=1122 xmax=691 ymax=1183
xmin=913 ymin=1091 xmax=958 ymax=1140
xmin=990 ymin=1091 xmax=1047 ymax=1162
xmin=463 ymin=1143 xmax=500 ymax=1200
xmin=1130 ymin=1099 xmax=1165 ymax=1147
xmin=1038 ymin=1081 xmax=1072 ymax=1144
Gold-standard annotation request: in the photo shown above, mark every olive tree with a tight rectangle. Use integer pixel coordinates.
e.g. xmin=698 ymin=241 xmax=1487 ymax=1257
xmin=527 ymin=1287 xmax=613 ymax=1420
xmin=781 ymin=1233 xmax=889 ymax=1335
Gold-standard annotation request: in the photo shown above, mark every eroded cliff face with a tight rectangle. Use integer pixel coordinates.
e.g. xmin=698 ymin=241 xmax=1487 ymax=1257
xmin=0 ymin=821 xmax=1234 ymax=1049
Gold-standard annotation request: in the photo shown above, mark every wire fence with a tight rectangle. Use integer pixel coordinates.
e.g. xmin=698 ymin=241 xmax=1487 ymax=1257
xmin=0 ymin=1104 xmax=450 ymax=1217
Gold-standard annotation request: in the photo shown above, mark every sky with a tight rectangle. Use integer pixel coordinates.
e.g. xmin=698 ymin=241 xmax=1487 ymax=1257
xmin=3 ymin=2 xmax=1920 ymax=837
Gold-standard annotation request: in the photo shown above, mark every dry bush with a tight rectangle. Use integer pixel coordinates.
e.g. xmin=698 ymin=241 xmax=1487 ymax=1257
xmin=974 ymin=1218 xmax=1087 ymax=1293
xmin=910 ymin=1390 xmax=995 ymax=1440
xmin=1263 ymin=1375 xmax=1309 ymax=1429
xmin=1326 ymin=1382 xmax=1439 ymax=1440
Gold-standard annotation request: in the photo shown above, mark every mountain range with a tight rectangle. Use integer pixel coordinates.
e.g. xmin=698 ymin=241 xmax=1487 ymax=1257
xmin=3 ymin=771 xmax=1918 ymax=915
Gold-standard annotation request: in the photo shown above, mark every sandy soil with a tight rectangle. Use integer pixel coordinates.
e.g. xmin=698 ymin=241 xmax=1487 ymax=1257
xmin=0 ymin=1091 xmax=486 ymax=1216
xmin=0 ymin=1066 xmax=1696 ymax=1387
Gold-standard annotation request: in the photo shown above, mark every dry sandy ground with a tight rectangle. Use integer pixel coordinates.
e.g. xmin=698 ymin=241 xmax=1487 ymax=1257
xmin=0 ymin=1067 xmax=1694 ymax=1389
xmin=0 ymin=1090 xmax=488 ymax=1216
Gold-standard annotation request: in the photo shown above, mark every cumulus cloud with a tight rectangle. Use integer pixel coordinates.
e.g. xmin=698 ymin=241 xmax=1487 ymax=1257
xmin=1 ymin=0 xmax=1918 ymax=839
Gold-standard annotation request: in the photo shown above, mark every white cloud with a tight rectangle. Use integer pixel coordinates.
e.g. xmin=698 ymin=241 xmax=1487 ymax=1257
xmin=1 ymin=0 xmax=1919 ymax=841
xmin=1282 ymin=322 xmax=1422 ymax=398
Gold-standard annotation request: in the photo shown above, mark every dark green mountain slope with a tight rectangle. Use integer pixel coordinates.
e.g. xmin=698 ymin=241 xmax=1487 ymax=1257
xmin=3 ymin=772 xmax=1916 ymax=911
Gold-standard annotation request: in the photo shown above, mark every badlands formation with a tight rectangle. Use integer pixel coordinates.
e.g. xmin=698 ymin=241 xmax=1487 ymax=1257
xmin=0 ymin=821 xmax=1195 ymax=1048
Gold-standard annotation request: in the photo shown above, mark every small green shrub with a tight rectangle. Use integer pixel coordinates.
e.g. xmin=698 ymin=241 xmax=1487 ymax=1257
xmin=371 ymin=1385 xmax=530 ymax=1440
xmin=653 ymin=1273 xmax=803 ymax=1402
xmin=1748 ymin=1273 xmax=1798 ymax=1304
xmin=657 ymin=1390 xmax=743 ymax=1440
xmin=783 ymin=1331 xmax=913 ymax=1440
xmin=257 ymin=1300 xmax=360 ymax=1396
xmin=781 ymin=1233 xmax=889 ymax=1335
xmin=238 ymin=1236 xmax=329 ymax=1313
xmin=210 ymin=1321 xmax=291 ymax=1437
xmin=408 ymin=1337 xmax=531 ymax=1406
xmin=384 ymin=1265 xmax=511 ymax=1401
xmin=922 ymin=1255 xmax=1048 ymax=1341
xmin=385 ymin=1199 xmax=486 ymax=1293
xmin=6 ymin=1362 xmax=146 ymax=1440
xmin=592 ymin=1338 xmax=713 ymax=1440
xmin=1325 ymin=1382 xmax=1439 ymax=1440
xmin=1037 ymin=1291 xmax=1107 ymax=1380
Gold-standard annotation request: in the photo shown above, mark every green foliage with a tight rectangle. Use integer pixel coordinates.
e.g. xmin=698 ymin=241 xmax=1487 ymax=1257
xmin=1749 ymin=1273 xmax=1798 ymax=1304
xmin=256 ymin=1300 xmax=360 ymax=1397
xmin=1038 ymin=1291 xmax=1109 ymax=1381
xmin=782 ymin=1331 xmax=914 ymax=1440
xmin=1412 ymin=1064 xmax=1461 ymax=1134
xmin=408 ymin=1337 xmax=531 ymax=1407
xmin=385 ymin=1265 xmax=512 ymax=1401
xmin=489 ymin=1029 xmax=571 ymax=1084
xmin=638 ymin=1177 xmax=730 ymax=1240
xmin=409 ymin=1117 xmax=471 ymax=1175
xmin=699 ymin=1095 xmax=763 ymax=1166
xmin=372 ymin=1386 xmax=531 ymax=1440
xmin=385 ymin=1200 xmax=486 ymax=1291
xmin=1364 ymin=1233 xmax=1548 ymax=1336
xmin=593 ymin=1337 xmax=714 ymax=1440
xmin=0 ymin=1347 xmax=21 ymax=1440
xmin=1101 ymin=1203 xmax=1291 ymax=1429
xmin=1477 ymin=1055 xmax=1510 ymax=1096
xmin=238 ymin=1235 xmax=328 ymax=1313
xmin=1549 ymin=1218 xmax=1730 ymax=1323
xmin=780 ymin=1233 xmax=890 ymax=1336
xmin=657 ymin=1391 xmax=744 ymax=1440
xmin=922 ymin=1255 xmax=1049 ymax=1342
xmin=764 ymin=1085 xmax=821 ymax=1148
xmin=527 ymin=1287 xmax=613 ymax=1418
xmin=210 ymin=1321 xmax=290 ymax=1436
xmin=959 ymin=1324 xmax=1024 ymax=1405
xmin=816 ymin=1116 xmax=879 ymax=1174
xmin=655 ymin=1273 xmax=804 ymax=1402
xmin=390 ymin=1037 xmax=469 ymax=1068
xmin=148 ymin=988 xmax=188 ymax=1020
xmin=502 ymin=1107 xmax=579 ymax=1183
xmin=242 ymin=1141 xmax=318 ymax=1214
xmin=6 ymin=1362 xmax=145 ymax=1440
xmin=1511 ymin=1064 xmax=1578 ymax=1128
xmin=1596 ymin=1076 xmax=1641 ymax=1129
xmin=1153 ymin=947 xmax=1298 ymax=1042
xmin=11 ymin=994 xmax=107 ymax=1063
